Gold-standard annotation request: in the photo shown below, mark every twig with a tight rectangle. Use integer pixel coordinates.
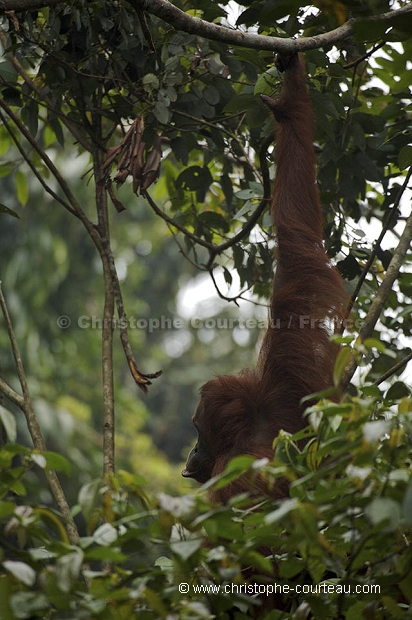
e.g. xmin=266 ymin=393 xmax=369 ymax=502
xmin=107 ymin=253 xmax=163 ymax=392
xmin=0 ymin=98 xmax=107 ymax=268
xmin=0 ymin=107 xmax=78 ymax=215
xmin=343 ymin=41 xmax=386 ymax=70
xmin=142 ymin=190 xmax=216 ymax=250
xmin=374 ymin=350 xmax=412 ymax=386
xmin=209 ymin=269 xmax=251 ymax=305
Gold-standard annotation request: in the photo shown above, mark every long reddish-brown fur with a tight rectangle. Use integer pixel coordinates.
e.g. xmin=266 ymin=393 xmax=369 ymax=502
xmin=183 ymin=54 xmax=346 ymax=504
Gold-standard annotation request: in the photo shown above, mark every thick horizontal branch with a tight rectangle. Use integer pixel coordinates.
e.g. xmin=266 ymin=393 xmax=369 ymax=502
xmin=0 ymin=0 xmax=64 ymax=12
xmin=129 ymin=0 xmax=412 ymax=52
xmin=130 ymin=0 xmax=349 ymax=51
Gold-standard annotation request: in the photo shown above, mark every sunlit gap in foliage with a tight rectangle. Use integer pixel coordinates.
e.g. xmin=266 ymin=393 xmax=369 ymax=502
xmin=177 ymin=269 xmax=266 ymax=350
xmin=223 ymin=1 xmax=320 ymax=29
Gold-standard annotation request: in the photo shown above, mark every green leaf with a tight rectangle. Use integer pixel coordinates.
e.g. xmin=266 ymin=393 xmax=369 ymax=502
xmin=243 ymin=550 xmax=274 ymax=575
xmin=93 ymin=522 xmax=118 ymax=546
xmin=176 ymin=165 xmax=213 ymax=202
xmin=398 ymin=145 xmax=412 ymax=170
xmin=142 ymin=73 xmax=160 ymax=91
xmin=0 ymin=406 xmax=17 ymax=442
xmin=43 ymin=124 xmax=58 ymax=148
xmin=153 ymin=101 xmax=170 ymax=124
xmin=85 ymin=547 xmax=127 ymax=562
xmin=48 ymin=115 xmax=64 ymax=147
xmin=235 ymin=188 xmax=261 ymax=200
xmin=203 ymin=85 xmax=220 ymax=105
xmin=170 ymin=538 xmax=202 ymax=560
xmin=223 ymin=93 xmax=255 ymax=114
xmin=0 ymin=165 xmax=13 ymax=178
xmin=0 ymin=203 xmax=19 ymax=218
xmin=403 ymin=483 xmax=412 ymax=525
xmin=353 ymin=18 xmax=388 ymax=42
xmin=7 ymin=479 xmax=26 ymax=495
xmin=198 ymin=211 xmax=229 ymax=233
xmin=25 ymin=100 xmax=39 ymax=137
xmin=78 ymin=478 xmax=102 ymax=522
xmin=355 ymin=152 xmax=381 ymax=182
xmin=55 ymin=551 xmax=83 ymax=593
xmin=3 ymin=561 xmax=36 ymax=587
xmin=207 ymin=53 xmax=226 ymax=76
xmin=0 ymin=501 xmax=15 ymax=519
xmin=363 ymin=420 xmax=391 ymax=443
xmin=254 ymin=65 xmax=278 ymax=96
xmin=333 ymin=346 xmax=353 ymax=387
xmin=1 ymin=444 xmax=29 ymax=457
xmin=337 ymin=253 xmax=361 ymax=280
xmin=386 ymin=381 xmax=410 ymax=400
xmin=363 ymin=337 xmax=387 ymax=353
xmin=42 ymin=451 xmax=71 ymax=475
xmin=15 ymin=170 xmax=29 ymax=207
xmin=6 ymin=592 xmax=49 ymax=618
xmin=223 ymin=267 xmax=232 ymax=286
xmin=365 ymin=498 xmax=402 ymax=530
xmin=265 ymin=498 xmax=298 ymax=525
xmin=0 ymin=58 xmax=18 ymax=82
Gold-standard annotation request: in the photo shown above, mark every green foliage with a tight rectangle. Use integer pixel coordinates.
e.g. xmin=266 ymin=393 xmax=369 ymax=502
xmin=1 ymin=395 xmax=412 ymax=619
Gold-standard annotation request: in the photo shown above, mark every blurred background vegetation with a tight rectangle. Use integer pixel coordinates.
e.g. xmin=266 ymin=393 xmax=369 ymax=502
xmin=0 ymin=130 xmax=264 ymax=502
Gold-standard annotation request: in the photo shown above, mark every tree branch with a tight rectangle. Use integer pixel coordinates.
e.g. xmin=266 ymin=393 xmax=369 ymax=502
xmin=0 ymin=376 xmax=24 ymax=409
xmin=128 ymin=0 xmax=412 ymax=52
xmin=104 ymin=244 xmax=163 ymax=392
xmin=345 ymin=167 xmax=412 ymax=321
xmin=0 ymin=0 xmax=64 ymax=12
xmin=0 ymin=282 xmax=80 ymax=545
xmin=342 ymin=179 xmax=412 ymax=390
xmin=0 ymin=97 xmax=84 ymax=216
xmin=142 ymin=189 xmax=216 ymax=251
xmin=0 ymin=108 xmax=77 ymax=215
xmin=374 ymin=350 xmax=412 ymax=387
xmin=94 ymin=144 xmax=116 ymax=478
